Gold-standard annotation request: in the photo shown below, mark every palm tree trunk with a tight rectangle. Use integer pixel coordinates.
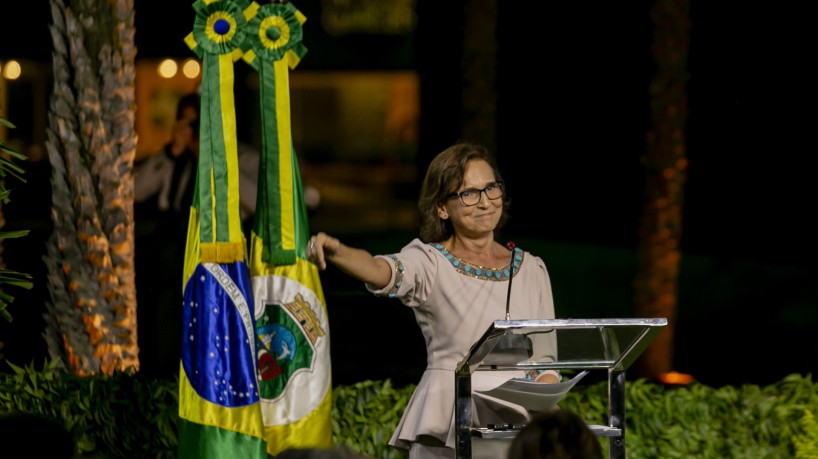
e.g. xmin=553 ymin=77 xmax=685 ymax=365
xmin=633 ymin=0 xmax=691 ymax=380
xmin=43 ymin=0 xmax=138 ymax=375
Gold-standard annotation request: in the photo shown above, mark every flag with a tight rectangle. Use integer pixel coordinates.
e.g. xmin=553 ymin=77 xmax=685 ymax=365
xmin=243 ymin=3 xmax=333 ymax=455
xmin=177 ymin=1 xmax=267 ymax=457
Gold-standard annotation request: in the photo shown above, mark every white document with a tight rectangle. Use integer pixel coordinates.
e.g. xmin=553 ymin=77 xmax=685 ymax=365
xmin=474 ymin=370 xmax=589 ymax=412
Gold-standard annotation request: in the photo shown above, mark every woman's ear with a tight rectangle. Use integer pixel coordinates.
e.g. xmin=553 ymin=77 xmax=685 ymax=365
xmin=437 ymin=204 xmax=449 ymax=220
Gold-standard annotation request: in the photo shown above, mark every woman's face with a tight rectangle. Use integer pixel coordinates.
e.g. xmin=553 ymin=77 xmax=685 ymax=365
xmin=438 ymin=159 xmax=503 ymax=238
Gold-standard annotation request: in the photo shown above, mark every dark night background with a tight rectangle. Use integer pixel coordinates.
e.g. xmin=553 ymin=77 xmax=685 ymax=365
xmin=0 ymin=1 xmax=815 ymax=389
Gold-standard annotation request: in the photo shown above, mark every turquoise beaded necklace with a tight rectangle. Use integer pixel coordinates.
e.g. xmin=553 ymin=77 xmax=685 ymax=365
xmin=432 ymin=243 xmax=523 ymax=281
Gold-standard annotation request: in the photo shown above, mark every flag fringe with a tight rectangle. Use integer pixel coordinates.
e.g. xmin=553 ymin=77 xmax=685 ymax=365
xmin=201 ymin=242 xmax=245 ymax=264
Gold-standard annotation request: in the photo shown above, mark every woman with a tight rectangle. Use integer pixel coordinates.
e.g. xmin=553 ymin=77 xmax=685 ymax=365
xmin=308 ymin=142 xmax=559 ymax=459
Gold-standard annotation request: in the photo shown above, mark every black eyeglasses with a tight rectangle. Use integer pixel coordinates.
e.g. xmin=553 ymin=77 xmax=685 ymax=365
xmin=447 ymin=182 xmax=504 ymax=206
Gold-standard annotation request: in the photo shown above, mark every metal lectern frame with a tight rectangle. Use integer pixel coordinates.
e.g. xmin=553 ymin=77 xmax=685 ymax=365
xmin=454 ymin=318 xmax=667 ymax=459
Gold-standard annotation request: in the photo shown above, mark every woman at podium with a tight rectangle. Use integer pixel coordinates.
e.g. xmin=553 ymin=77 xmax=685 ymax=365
xmin=308 ymin=142 xmax=559 ymax=459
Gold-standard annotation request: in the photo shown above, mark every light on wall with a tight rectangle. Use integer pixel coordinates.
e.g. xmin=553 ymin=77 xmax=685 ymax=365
xmin=182 ymin=59 xmax=201 ymax=79
xmin=157 ymin=59 xmax=178 ymax=78
xmin=2 ymin=60 xmax=22 ymax=80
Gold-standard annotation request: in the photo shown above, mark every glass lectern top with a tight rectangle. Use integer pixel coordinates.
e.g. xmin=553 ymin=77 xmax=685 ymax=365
xmin=458 ymin=318 xmax=667 ymax=373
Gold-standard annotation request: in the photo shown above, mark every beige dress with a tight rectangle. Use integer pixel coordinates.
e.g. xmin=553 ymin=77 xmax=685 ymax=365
xmin=366 ymin=239 xmax=557 ymax=453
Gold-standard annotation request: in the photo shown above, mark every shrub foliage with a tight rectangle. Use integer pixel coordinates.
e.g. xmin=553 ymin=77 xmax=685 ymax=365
xmin=1 ymin=361 xmax=816 ymax=458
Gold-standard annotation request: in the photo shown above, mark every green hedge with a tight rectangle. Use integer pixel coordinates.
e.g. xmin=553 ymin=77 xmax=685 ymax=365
xmin=0 ymin=360 xmax=178 ymax=458
xmin=1 ymin=361 xmax=816 ymax=458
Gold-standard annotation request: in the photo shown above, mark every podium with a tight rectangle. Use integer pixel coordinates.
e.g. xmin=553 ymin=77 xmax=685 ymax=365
xmin=454 ymin=318 xmax=667 ymax=459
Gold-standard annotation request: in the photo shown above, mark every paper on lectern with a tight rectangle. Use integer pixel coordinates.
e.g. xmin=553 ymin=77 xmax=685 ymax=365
xmin=474 ymin=370 xmax=589 ymax=412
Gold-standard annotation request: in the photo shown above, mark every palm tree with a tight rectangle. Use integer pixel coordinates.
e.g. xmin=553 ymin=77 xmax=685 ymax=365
xmin=43 ymin=0 xmax=138 ymax=375
xmin=633 ymin=0 xmax=691 ymax=381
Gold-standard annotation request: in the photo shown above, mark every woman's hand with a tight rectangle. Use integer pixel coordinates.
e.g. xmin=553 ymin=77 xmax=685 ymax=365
xmin=307 ymin=232 xmax=340 ymax=270
xmin=535 ymin=372 xmax=561 ymax=384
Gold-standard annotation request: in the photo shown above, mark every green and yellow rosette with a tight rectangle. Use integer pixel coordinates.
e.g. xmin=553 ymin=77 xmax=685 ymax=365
xmin=243 ymin=2 xmax=308 ymax=265
xmin=243 ymin=2 xmax=307 ymax=70
xmin=184 ymin=0 xmax=257 ymax=263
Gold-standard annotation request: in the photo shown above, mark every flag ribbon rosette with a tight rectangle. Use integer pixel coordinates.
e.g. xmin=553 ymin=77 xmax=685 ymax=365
xmin=243 ymin=2 xmax=333 ymax=455
xmin=177 ymin=1 xmax=267 ymax=458
xmin=184 ymin=0 xmax=254 ymax=262
xmin=244 ymin=1 xmax=307 ymax=265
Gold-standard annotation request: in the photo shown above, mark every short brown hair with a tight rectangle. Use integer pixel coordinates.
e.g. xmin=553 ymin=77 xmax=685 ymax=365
xmin=507 ymin=409 xmax=604 ymax=459
xmin=417 ymin=142 xmax=509 ymax=242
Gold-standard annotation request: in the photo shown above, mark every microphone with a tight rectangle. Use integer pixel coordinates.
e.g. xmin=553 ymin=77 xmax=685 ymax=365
xmin=482 ymin=241 xmax=533 ymax=366
xmin=504 ymin=242 xmax=515 ymax=320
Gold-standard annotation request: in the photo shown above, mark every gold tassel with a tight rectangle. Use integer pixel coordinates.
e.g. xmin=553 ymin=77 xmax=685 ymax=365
xmin=200 ymin=242 xmax=245 ymax=264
